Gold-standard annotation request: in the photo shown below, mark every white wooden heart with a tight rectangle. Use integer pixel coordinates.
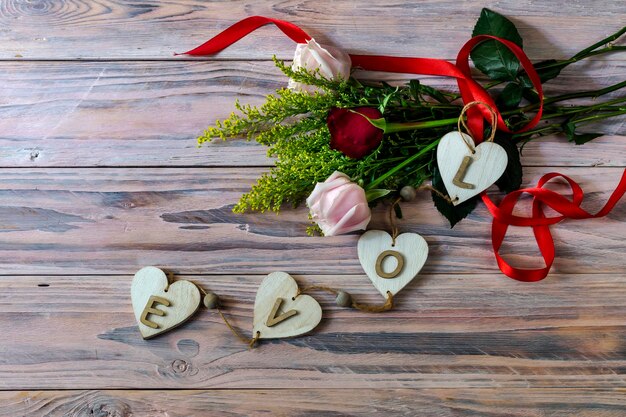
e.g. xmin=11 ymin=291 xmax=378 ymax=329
xmin=131 ymin=266 xmax=201 ymax=339
xmin=253 ymin=271 xmax=322 ymax=340
xmin=357 ymin=230 xmax=428 ymax=297
xmin=437 ymin=131 xmax=508 ymax=205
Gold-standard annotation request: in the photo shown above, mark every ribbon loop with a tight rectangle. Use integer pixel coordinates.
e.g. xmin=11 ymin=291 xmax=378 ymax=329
xmin=484 ymin=170 xmax=626 ymax=281
xmin=180 ymin=16 xmax=312 ymax=56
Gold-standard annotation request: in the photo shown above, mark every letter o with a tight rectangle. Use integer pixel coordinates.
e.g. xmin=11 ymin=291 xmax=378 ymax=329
xmin=375 ymin=250 xmax=404 ymax=279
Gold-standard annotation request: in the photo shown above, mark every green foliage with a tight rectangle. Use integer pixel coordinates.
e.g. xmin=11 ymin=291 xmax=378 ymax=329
xmin=494 ymin=135 xmax=523 ymax=193
xmin=365 ymin=188 xmax=392 ymax=202
xmin=563 ymin=121 xmax=603 ymax=145
xmin=496 ymin=82 xmax=523 ymax=110
xmin=471 ymin=9 xmax=524 ymax=81
xmin=519 ymin=59 xmax=564 ymax=87
xmin=197 ymin=16 xmax=626 ymax=228
xmin=202 ymin=58 xmax=461 ymax=213
xmin=431 ymin=168 xmax=479 ymax=228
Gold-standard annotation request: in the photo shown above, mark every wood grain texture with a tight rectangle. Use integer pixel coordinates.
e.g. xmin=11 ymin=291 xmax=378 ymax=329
xmin=1 ymin=274 xmax=625 ymax=389
xmin=0 ymin=166 xmax=623 ymax=275
xmin=0 ymin=59 xmax=624 ymax=167
xmin=1 ymin=1 xmax=625 ymax=412
xmin=1 ymin=389 xmax=625 ymax=417
xmin=1 ymin=0 xmax=625 ymax=60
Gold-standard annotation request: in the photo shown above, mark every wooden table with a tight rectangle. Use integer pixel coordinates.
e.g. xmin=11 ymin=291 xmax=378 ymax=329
xmin=1 ymin=1 xmax=625 ymax=415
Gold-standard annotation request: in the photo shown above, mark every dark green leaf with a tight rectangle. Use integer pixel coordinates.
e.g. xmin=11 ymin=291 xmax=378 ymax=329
xmin=496 ymin=82 xmax=523 ymax=110
xmin=394 ymin=203 xmax=403 ymax=219
xmin=521 ymin=87 xmax=540 ymax=104
xmin=519 ymin=59 xmax=564 ymax=87
xmin=494 ymin=135 xmax=523 ymax=193
xmin=471 ymin=8 xmax=524 ymax=81
xmin=563 ymin=121 xmax=603 ymax=145
xmin=431 ymin=168 xmax=478 ymax=228
xmin=418 ymin=84 xmax=450 ymax=104
xmin=409 ymin=80 xmax=421 ymax=100
xmin=409 ymin=79 xmax=449 ymax=103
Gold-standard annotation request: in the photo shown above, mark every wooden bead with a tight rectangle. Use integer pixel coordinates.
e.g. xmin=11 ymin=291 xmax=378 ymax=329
xmin=335 ymin=291 xmax=352 ymax=307
xmin=399 ymin=186 xmax=416 ymax=202
xmin=203 ymin=292 xmax=219 ymax=309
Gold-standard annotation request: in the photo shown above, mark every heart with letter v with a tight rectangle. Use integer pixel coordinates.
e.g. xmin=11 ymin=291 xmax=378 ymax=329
xmin=358 ymin=230 xmax=429 ymax=297
xmin=437 ymin=131 xmax=508 ymax=205
xmin=253 ymin=272 xmax=322 ymax=339
xmin=131 ymin=266 xmax=201 ymax=339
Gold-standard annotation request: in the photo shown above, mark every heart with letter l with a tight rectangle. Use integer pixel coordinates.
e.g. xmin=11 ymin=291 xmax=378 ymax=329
xmin=253 ymin=271 xmax=323 ymax=339
xmin=437 ymin=131 xmax=508 ymax=205
xmin=131 ymin=266 xmax=201 ymax=339
xmin=358 ymin=230 xmax=428 ymax=297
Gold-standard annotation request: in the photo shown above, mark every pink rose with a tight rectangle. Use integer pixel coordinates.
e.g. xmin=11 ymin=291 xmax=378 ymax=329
xmin=288 ymin=39 xmax=352 ymax=94
xmin=306 ymin=171 xmax=371 ymax=236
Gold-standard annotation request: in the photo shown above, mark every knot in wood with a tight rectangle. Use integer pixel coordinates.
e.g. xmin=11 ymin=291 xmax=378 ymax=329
xmin=86 ymin=395 xmax=131 ymax=417
xmin=171 ymin=359 xmax=189 ymax=374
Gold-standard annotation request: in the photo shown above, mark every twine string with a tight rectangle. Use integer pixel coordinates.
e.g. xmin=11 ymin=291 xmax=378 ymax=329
xmin=416 ymin=184 xmax=454 ymax=204
xmin=195 ymin=282 xmax=260 ymax=348
xmin=297 ymin=285 xmax=338 ymax=296
xmin=217 ymin=308 xmax=260 ymax=348
xmin=457 ymin=100 xmax=498 ymax=152
xmin=298 ymin=286 xmax=394 ymax=312
xmin=352 ymin=291 xmax=394 ymax=312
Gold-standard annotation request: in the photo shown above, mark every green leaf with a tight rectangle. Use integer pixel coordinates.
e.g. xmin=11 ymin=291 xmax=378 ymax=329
xmin=494 ymin=135 xmax=523 ymax=193
xmin=471 ymin=8 xmax=524 ymax=81
xmin=519 ymin=59 xmax=564 ymax=88
xmin=409 ymin=80 xmax=421 ymax=100
xmin=394 ymin=203 xmax=403 ymax=220
xmin=496 ymin=82 xmax=523 ymax=110
xmin=378 ymin=86 xmax=400 ymax=112
xmin=351 ymin=110 xmax=388 ymax=131
xmin=365 ymin=188 xmax=392 ymax=202
xmin=431 ymin=168 xmax=478 ymax=228
xmin=563 ymin=121 xmax=603 ymax=145
xmin=408 ymin=79 xmax=450 ymax=104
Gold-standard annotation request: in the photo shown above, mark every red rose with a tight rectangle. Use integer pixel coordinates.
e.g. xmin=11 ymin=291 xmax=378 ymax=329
xmin=327 ymin=107 xmax=384 ymax=159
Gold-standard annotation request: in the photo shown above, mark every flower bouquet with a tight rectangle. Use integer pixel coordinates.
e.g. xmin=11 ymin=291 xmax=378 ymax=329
xmin=183 ymin=9 xmax=626 ymax=281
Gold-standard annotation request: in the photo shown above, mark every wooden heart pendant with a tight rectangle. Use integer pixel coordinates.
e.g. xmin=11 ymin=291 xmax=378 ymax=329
xmin=253 ymin=272 xmax=323 ymax=339
xmin=131 ymin=266 xmax=201 ymax=339
xmin=358 ymin=230 xmax=428 ymax=297
xmin=436 ymin=131 xmax=508 ymax=205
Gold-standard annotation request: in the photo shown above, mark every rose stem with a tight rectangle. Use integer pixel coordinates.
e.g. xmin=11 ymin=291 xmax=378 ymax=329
xmin=366 ymin=140 xmax=440 ymax=190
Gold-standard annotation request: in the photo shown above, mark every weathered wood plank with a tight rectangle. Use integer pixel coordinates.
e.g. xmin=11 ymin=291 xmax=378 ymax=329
xmin=1 ymin=389 xmax=625 ymax=417
xmin=1 ymin=0 xmax=625 ymax=60
xmin=0 ymin=274 xmax=625 ymax=389
xmin=1 ymin=60 xmax=624 ymax=167
xmin=0 ymin=167 xmax=624 ymax=275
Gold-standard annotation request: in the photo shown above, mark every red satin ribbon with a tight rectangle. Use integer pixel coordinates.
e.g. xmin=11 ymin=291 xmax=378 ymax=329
xmin=180 ymin=16 xmax=312 ymax=55
xmin=181 ymin=16 xmax=543 ymax=141
xmin=482 ymin=171 xmax=626 ymax=281
xmin=181 ymin=16 xmax=624 ymax=282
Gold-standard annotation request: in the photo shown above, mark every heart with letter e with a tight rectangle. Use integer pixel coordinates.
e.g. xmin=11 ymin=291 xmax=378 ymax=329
xmin=131 ymin=266 xmax=201 ymax=339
